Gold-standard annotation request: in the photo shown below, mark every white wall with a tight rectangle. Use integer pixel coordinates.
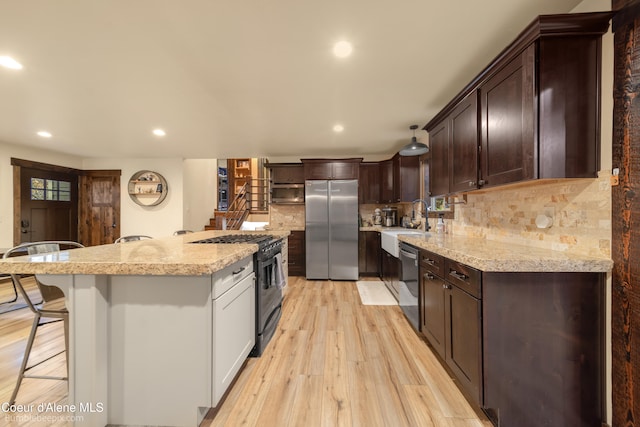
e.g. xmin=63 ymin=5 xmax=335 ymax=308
xmin=0 ymin=141 xmax=83 ymax=248
xmin=82 ymin=158 xmax=184 ymax=238
xmin=182 ymin=159 xmax=218 ymax=232
xmin=0 ymin=149 xmax=218 ymax=244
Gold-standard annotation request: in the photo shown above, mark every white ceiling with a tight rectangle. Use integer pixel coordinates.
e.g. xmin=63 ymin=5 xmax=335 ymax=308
xmin=0 ymin=0 xmax=587 ymax=160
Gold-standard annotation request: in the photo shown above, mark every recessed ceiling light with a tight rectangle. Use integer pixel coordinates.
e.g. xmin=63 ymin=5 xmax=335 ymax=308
xmin=333 ymin=124 xmax=344 ymax=133
xmin=333 ymin=41 xmax=353 ymax=58
xmin=36 ymin=131 xmax=52 ymax=138
xmin=0 ymin=56 xmax=23 ymax=70
xmin=152 ymin=129 xmax=166 ymax=137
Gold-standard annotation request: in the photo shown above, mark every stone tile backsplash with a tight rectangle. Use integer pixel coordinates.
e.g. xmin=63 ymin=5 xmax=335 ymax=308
xmin=269 ymin=204 xmax=305 ymax=230
xmin=269 ymin=175 xmax=612 ymax=259
xmin=447 ymin=175 xmax=611 ymax=258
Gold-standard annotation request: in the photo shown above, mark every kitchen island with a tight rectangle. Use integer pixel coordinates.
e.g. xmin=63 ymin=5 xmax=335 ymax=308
xmin=0 ymin=230 xmax=289 ymax=427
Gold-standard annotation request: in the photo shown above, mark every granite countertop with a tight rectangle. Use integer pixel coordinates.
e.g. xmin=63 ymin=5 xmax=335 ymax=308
xmin=360 ymin=225 xmax=424 ymax=232
xmin=0 ymin=230 xmax=290 ymax=276
xmin=267 ymin=226 xmax=305 ymax=232
xmin=398 ymin=234 xmax=613 ymax=273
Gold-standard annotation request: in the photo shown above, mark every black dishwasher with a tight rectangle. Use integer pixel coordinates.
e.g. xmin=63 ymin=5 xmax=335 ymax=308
xmin=399 ymin=242 xmax=419 ymax=331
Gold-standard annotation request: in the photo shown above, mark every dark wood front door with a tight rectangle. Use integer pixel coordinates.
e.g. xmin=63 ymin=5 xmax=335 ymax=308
xmin=18 ymin=166 xmax=79 ymax=243
xmin=79 ymin=171 xmax=121 ymax=246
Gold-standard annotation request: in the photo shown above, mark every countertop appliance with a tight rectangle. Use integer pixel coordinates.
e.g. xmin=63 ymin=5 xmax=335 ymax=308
xmin=191 ymin=233 xmax=283 ymax=356
xmin=305 ymin=179 xmax=359 ymax=280
xmin=399 ymin=241 xmax=420 ymax=331
xmin=382 ymin=206 xmax=398 ymax=227
xmin=373 ymin=208 xmax=382 ymax=225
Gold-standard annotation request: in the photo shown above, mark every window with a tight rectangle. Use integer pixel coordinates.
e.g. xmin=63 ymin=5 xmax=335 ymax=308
xmin=431 ymin=197 xmax=448 ymax=211
xmin=30 ymin=178 xmax=71 ymax=201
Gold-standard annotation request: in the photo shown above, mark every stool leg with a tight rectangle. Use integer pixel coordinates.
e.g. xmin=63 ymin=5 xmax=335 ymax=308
xmin=64 ymin=313 xmax=69 ymax=380
xmin=9 ymin=313 xmax=41 ymax=405
xmin=0 ymin=279 xmax=18 ymax=304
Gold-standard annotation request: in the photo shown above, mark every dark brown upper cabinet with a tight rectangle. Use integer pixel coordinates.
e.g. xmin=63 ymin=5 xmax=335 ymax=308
xmin=268 ymin=163 xmax=304 ymax=184
xmin=362 ymin=156 xmax=419 ymax=204
xmin=479 ymin=47 xmax=535 ymax=188
xmin=393 ymin=153 xmax=420 ymax=202
xmin=428 ymin=119 xmax=450 ymax=196
xmin=430 ymin=91 xmax=479 ymax=195
xmin=379 ymin=159 xmax=395 ymax=203
xmin=425 ymin=12 xmax=613 ymax=197
xmin=301 ymin=158 xmax=361 ymax=180
xmin=359 ymin=162 xmax=381 ymax=204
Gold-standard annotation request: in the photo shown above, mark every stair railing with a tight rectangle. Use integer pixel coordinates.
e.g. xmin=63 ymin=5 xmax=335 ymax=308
xmin=223 ymin=182 xmax=250 ymax=230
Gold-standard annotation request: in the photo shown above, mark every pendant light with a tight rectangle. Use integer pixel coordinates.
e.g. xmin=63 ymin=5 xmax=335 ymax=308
xmin=399 ymin=124 xmax=429 ymax=156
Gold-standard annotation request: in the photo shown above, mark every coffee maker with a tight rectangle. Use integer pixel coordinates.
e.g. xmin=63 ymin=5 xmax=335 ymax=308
xmin=381 ymin=206 xmax=397 ymax=227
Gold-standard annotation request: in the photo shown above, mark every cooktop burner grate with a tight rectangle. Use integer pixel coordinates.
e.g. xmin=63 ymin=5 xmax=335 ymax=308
xmin=190 ymin=234 xmax=273 ymax=246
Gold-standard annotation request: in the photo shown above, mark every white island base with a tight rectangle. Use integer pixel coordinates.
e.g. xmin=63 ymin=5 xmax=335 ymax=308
xmin=46 ymin=256 xmax=255 ymax=427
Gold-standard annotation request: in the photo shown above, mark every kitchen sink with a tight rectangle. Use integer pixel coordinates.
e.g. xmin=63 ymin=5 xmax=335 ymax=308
xmin=380 ymin=228 xmax=427 ymax=257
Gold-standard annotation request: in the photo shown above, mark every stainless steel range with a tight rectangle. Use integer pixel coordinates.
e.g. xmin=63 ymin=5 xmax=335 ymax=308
xmin=191 ymin=234 xmax=284 ymax=356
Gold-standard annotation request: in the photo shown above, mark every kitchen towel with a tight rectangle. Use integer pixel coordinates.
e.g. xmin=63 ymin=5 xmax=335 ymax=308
xmin=274 ymin=253 xmax=286 ymax=289
xmin=356 ymin=281 xmax=397 ymax=305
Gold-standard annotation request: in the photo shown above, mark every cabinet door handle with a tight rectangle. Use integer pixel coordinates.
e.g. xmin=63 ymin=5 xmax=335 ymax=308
xmin=449 ymin=270 xmax=468 ymax=281
xmin=424 ymin=258 xmax=436 ymax=266
xmin=478 ymin=179 xmax=486 ymax=186
xmin=424 ymin=273 xmax=435 ymax=280
xmin=468 ymin=181 xmax=476 ymax=187
xmin=232 ymin=266 xmax=246 ymax=275
xmin=442 ymin=284 xmax=452 ymax=290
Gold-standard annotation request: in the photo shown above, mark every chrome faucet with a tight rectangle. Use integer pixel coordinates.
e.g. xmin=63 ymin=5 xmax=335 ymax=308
xmin=411 ymin=199 xmax=431 ymax=231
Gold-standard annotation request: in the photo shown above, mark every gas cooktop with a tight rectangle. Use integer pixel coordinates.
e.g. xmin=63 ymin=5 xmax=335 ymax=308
xmin=190 ymin=234 xmax=274 ymax=246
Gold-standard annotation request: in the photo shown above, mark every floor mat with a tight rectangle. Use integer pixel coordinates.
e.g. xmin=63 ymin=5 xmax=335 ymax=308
xmin=356 ymin=281 xmax=397 ymax=305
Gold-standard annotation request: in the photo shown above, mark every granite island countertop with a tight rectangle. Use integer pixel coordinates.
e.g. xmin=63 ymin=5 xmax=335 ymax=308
xmin=398 ymin=233 xmax=613 ymax=273
xmin=0 ymin=230 xmax=290 ymax=276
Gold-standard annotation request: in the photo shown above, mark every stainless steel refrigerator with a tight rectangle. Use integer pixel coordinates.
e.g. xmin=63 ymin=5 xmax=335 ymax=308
xmin=305 ymin=179 xmax=359 ymax=280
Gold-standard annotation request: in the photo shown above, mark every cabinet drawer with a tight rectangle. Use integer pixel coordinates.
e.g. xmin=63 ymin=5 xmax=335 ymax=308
xmin=420 ymin=249 xmax=445 ymax=277
xmin=212 ymin=257 xmax=254 ymax=299
xmin=445 ymin=259 xmax=481 ymax=298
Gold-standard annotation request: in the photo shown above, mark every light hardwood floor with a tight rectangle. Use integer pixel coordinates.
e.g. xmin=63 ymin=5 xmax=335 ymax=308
xmin=0 ymin=276 xmax=491 ymax=427
xmin=0 ymin=277 xmax=70 ymax=426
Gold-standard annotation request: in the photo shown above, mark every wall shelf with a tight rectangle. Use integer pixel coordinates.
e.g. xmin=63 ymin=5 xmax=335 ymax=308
xmin=127 ymin=170 xmax=168 ymax=206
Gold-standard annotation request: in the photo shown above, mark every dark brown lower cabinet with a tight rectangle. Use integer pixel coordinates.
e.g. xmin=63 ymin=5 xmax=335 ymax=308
xmin=358 ymin=231 xmax=380 ymax=277
xmin=482 ymin=272 xmax=604 ymax=427
xmin=381 ymin=250 xmax=399 ymax=296
xmin=419 ymin=250 xmax=605 ymax=427
xmin=446 ymin=284 xmax=482 ymax=403
xmin=420 ymin=250 xmax=482 ymax=404
xmin=421 ymin=266 xmax=446 ymax=359
xmin=287 ymin=231 xmax=305 ymax=276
